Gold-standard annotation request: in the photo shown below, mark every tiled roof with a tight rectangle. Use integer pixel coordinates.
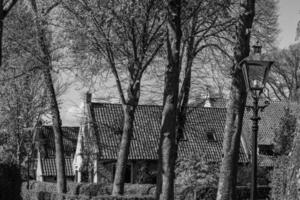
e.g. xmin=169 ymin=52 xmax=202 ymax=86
xmin=258 ymin=155 xmax=276 ymax=167
xmin=242 ymin=101 xmax=298 ymax=167
xmin=242 ymin=101 xmax=292 ymax=151
xmin=89 ymin=103 xmax=249 ymax=163
xmin=190 ymin=97 xmax=227 ymax=108
xmin=41 ymin=158 xmax=74 ymax=176
xmin=210 ymin=98 xmax=228 ymax=108
xmin=39 ymin=126 xmax=79 ymax=157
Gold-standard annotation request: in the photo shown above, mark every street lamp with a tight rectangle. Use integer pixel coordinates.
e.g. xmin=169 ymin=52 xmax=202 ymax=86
xmin=241 ymin=41 xmax=273 ymax=200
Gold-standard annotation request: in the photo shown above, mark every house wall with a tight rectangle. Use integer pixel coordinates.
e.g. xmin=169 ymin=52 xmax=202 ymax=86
xmin=96 ymin=160 xmax=115 ymax=183
xmin=36 ymin=152 xmax=43 ymax=182
xmin=94 ymin=160 xmax=157 ymax=184
xmin=43 ymin=176 xmax=74 ymax=183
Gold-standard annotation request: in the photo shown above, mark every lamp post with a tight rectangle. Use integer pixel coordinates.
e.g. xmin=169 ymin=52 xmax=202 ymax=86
xmin=241 ymin=42 xmax=273 ymax=200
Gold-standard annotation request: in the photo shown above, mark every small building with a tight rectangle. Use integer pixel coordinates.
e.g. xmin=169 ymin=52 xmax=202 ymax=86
xmin=34 ymin=126 xmax=79 ymax=182
xmin=73 ymin=93 xmax=249 ymax=184
xmin=242 ymin=101 xmax=295 ymax=168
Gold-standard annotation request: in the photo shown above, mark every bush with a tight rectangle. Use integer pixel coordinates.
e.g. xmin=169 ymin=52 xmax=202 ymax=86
xmin=124 ymin=184 xmax=155 ymax=195
xmin=269 ymin=156 xmax=289 ymax=200
xmin=21 ymin=190 xmax=155 ymax=200
xmin=175 ymin=153 xmax=218 ymax=200
xmin=21 ymin=189 xmax=39 ymax=200
xmin=0 ymin=163 xmax=22 ymax=200
xmin=24 ymin=181 xmax=155 ymax=196
xmin=78 ymin=183 xmax=109 ymax=196
xmin=91 ymin=195 xmax=155 ymax=200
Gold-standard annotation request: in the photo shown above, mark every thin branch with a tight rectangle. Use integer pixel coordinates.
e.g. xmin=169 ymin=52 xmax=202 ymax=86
xmin=3 ymin=0 xmax=18 ymax=18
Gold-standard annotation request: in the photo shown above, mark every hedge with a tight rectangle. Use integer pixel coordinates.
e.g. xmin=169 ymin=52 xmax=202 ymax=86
xmin=21 ymin=181 xmax=270 ymax=200
xmin=23 ymin=181 xmax=155 ymax=196
xmin=21 ymin=190 xmax=155 ymax=200
xmin=0 ymin=163 xmax=22 ymax=200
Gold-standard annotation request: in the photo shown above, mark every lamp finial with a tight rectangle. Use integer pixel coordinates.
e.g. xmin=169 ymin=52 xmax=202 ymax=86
xmin=253 ymin=40 xmax=262 ymax=54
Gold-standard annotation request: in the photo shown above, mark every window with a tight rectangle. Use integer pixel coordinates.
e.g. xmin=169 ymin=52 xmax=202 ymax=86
xmin=205 ymin=128 xmax=216 ymax=142
xmin=258 ymin=145 xmax=274 ymax=156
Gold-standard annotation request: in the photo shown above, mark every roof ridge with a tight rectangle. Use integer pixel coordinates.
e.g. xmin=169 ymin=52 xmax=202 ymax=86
xmin=43 ymin=125 xmax=79 ymax=128
xmin=91 ymin=102 xmax=228 ymax=110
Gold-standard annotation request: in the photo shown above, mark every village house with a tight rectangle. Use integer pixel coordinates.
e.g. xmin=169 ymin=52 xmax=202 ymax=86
xmin=34 ymin=126 xmax=79 ymax=182
xmin=31 ymin=93 xmax=290 ymax=184
xmin=72 ymin=93 xmax=249 ymax=184
xmin=202 ymin=95 xmax=291 ymax=169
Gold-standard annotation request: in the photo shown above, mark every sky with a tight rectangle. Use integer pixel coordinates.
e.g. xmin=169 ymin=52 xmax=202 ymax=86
xmin=59 ymin=1 xmax=300 ymax=126
xmin=277 ymin=0 xmax=300 ymax=48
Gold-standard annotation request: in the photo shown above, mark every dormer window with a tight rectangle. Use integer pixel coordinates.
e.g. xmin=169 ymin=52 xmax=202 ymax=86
xmin=205 ymin=128 xmax=216 ymax=142
xmin=258 ymin=144 xmax=274 ymax=156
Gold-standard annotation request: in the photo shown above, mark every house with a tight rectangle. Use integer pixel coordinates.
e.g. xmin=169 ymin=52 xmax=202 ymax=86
xmin=34 ymin=126 xmax=79 ymax=182
xmin=73 ymin=93 xmax=249 ymax=184
xmin=32 ymin=94 xmax=291 ymax=183
xmin=242 ymin=100 xmax=297 ymax=168
xmin=194 ymin=94 xmax=292 ymax=168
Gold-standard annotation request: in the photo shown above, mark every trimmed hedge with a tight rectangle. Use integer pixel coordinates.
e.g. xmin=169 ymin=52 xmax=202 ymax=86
xmin=23 ymin=181 xmax=155 ymax=196
xmin=21 ymin=190 xmax=155 ymax=200
xmin=90 ymin=195 xmax=155 ymax=200
xmin=22 ymin=181 xmax=271 ymax=200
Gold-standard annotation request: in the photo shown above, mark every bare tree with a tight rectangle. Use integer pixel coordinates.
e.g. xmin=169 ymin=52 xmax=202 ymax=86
xmin=216 ymin=0 xmax=256 ymax=199
xmin=24 ymin=0 xmax=67 ymax=193
xmin=156 ymin=0 xmax=181 ymax=200
xmin=267 ymin=43 xmax=300 ymax=102
xmin=0 ymin=0 xmax=19 ymax=66
xmin=62 ymin=0 xmax=165 ymax=195
xmin=176 ymin=0 xmax=232 ymax=142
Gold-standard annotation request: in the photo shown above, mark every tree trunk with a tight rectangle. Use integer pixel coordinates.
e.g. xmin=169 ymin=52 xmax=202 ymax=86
xmin=0 ymin=17 xmax=3 ymax=67
xmin=177 ymin=28 xmax=196 ymax=142
xmin=216 ymin=1 xmax=255 ymax=200
xmin=29 ymin=0 xmax=67 ymax=193
xmin=156 ymin=1 xmax=181 ymax=200
xmin=43 ymin=68 xmax=67 ymax=193
xmin=216 ymin=81 xmax=247 ymax=200
xmin=112 ymin=82 xmax=139 ymax=195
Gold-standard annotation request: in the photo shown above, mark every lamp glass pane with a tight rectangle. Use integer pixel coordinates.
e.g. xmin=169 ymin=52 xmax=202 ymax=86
xmin=247 ymin=63 xmax=267 ymax=89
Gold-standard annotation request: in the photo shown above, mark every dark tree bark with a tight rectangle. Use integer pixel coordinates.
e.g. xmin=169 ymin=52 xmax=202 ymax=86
xmin=29 ymin=0 xmax=67 ymax=193
xmin=112 ymin=81 xmax=140 ymax=195
xmin=156 ymin=0 xmax=181 ymax=200
xmin=216 ymin=1 xmax=256 ymax=200
xmin=0 ymin=0 xmax=19 ymax=66
xmin=43 ymin=68 xmax=67 ymax=193
xmin=176 ymin=14 xmax=197 ymax=142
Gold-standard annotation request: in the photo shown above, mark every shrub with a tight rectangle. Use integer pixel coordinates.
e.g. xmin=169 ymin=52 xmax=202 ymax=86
xmin=269 ymin=156 xmax=289 ymax=200
xmin=24 ymin=181 xmax=156 ymax=196
xmin=21 ymin=189 xmax=39 ymax=200
xmin=23 ymin=181 xmax=87 ymax=195
xmin=123 ymin=184 xmax=155 ymax=195
xmin=91 ymin=195 xmax=155 ymax=200
xmin=0 ymin=163 xmax=22 ymax=200
xmin=79 ymin=183 xmax=108 ymax=196
xmin=21 ymin=190 xmax=155 ymax=200
xmin=175 ymin=153 xmax=218 ymax=200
